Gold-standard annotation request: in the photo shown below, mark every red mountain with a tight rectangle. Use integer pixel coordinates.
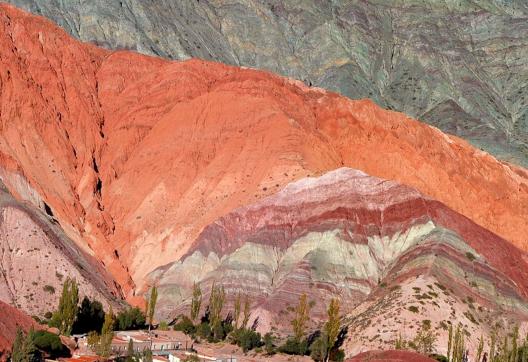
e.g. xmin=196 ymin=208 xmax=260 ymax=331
xmin=0 ymin=3 xmax=526 ymax=305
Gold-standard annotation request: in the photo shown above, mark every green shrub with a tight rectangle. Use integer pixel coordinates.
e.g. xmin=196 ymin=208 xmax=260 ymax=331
xmin=73 ymin=297 xmax=105 ymax=334
xmin=330 ymin=349 xmax=345 ymax=362
xmin=32 ymin=330 xmax=69 ymax=358
xmin=114 ymin=307 xmax=146 ymax=331
xmin=43 ymin=285 xmax=55 ymax=294
xmin=465 ymin=252 xmax=476 ymax=261
xmin=174 ymin=315 xmax=196 ymax=335
xmin=429 ymin=354 xmax=448 ymax=362
xmin=278 ymin=337 xmax=308 ymax=355
xmin=230 ymin=328 xmax=263 ymax=353
xmin=196 ymin=322 xmax=211 ymax=340
xmin=408 ymin=306 xmax=419 ymax=313
xmin=309 ymin=335 xmax=327 ymax=361
xmin=434 ymin=282 xmax=446 ymax=291
xmin=263 ymin=333 xmax=275 ymax=355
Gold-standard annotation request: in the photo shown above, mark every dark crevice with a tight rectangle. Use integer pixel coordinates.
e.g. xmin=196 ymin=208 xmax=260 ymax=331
xmin=43 ymin=202 xmax=54 ymax=217
xmin=43 ymin=202 xmax=58 ymax=224
xmin=95 ymin=178 xmax=102 ymax=195
xmin=92 ymin=154 xmax=103 ymax=199
xmin=92 ymin=156 xmax=99 ymax=173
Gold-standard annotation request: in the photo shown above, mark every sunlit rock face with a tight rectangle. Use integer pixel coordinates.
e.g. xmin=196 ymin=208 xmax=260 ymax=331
xmin=148 ymin=168 xmax=528 ymax=348
xmin=6 ymin=0 xmax=528 ymax=167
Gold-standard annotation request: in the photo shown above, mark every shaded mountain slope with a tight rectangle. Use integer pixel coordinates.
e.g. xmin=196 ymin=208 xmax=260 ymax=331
xmin=147 ymin=168 xmax=528 ymax=356
xmin=0 ymin=179 xmax=124 ymax=317
xmin=0 ymin=4 xmax=526 ymax=301
xmin=6 ymin=0 xmax=528 ymax=167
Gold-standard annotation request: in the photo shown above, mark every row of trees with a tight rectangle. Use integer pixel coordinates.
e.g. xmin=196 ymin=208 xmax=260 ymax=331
xmin=86 ymin=285 xmax=159 ymax=358
xmin=458 ymin=325 xmax=528 ymax=362
xmin=174 ymin=281 xmax=345 ymax=361
xmin=395 ymin=320 xmax=528 ymax=362
xmin=10 ymin=277 xmax=161 ymax=360
xmin=279 ymin=294 xmax=344 ymax=362
xmin=45 ymin=278 xmax=152 ymax=336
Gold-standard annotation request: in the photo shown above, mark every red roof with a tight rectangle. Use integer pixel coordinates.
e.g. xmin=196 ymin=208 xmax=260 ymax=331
xmin=61 ymin=356 xmax=103 ymax=362
xmin=347 ymin=350 xmax=437 ymax=362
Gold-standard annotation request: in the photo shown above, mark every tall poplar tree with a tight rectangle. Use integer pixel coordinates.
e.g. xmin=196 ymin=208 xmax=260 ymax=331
xmin=292 ymin=294 xmax=310 ymax=342
xmin=99 ymin=306 xmax=114 ymax=357
xmin=324 ymin=298 xmax=341 ymax=362
xmin=190 ymin=282 xmax=202 ymax=323
xmin=147 ymin=286 xmax=158 ymax=332
xmin=233 ymin=292 xmax=242 ymax=329
xmin=209 ymin=283 xmax=225 ymax=339
xmin=51 ymin=277 xmax=79 ymax=335
xmin=242 ymin=294 xmax=251 ymax=329
xmin=11 ymin=328 xmax=25 ymax=362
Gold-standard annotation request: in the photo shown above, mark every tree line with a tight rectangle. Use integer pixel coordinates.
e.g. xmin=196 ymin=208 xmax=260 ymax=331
xmin=172 ymin=281 xmax=346 ymax=362
xmin=10 ymin=277 xmax=160 ymax=361
xmin=395 ymin=319 xmax=528 ymax=362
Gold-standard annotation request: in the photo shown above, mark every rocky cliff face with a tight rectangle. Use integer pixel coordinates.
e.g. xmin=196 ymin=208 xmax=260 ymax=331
xmin=0 ymin=4 xmax=527 ymax=303
xmin=6 ymin=0 xmax=528 ymax=167
xmin=0 ymin=180 xmax=124 ymax=317
xmin=147 ymin=168 xmax=528 ymax=355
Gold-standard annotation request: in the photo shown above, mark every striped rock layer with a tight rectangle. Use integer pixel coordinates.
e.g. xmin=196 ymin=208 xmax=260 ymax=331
xmin=149 ymin=168 xmax=528 ymax=354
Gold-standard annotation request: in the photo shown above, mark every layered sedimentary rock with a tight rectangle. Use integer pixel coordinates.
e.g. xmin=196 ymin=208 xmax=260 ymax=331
xmin=0 ymin=300 xmax=38 ymax=360
xmin=148 ymin=168 xmax=528 ymax=356
xmin=6 ymin=0 xmax=528 ymax=166
xmin=0 ymin=4 xmax=527 ymax=302
xmin=0 ymin=180 xmax=124 ymax=317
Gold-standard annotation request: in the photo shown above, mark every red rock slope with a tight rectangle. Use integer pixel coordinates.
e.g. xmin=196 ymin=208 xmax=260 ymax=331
xmin=0 ymin=4 xmax=527 ymax=297
xmin=0 ymin=300 xmax=37 ymax=360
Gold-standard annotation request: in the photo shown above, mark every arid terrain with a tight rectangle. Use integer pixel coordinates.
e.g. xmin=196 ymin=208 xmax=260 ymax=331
xmin=0 ymin=2 xmax=526 ymax=361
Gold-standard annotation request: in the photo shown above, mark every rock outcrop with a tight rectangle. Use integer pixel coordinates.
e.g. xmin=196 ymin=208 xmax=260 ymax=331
xmin=0 ymin=180 xmax=124 ymax=317
xmin=147 ymin=168 xmax=528 ymax=356
xmin=6 ymin=0 xmax=528 ymax=166
xmin=0 ymin=300 xmax=38 ymax=360
xmin=0 ymin=4 xmax=527 ymax=302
